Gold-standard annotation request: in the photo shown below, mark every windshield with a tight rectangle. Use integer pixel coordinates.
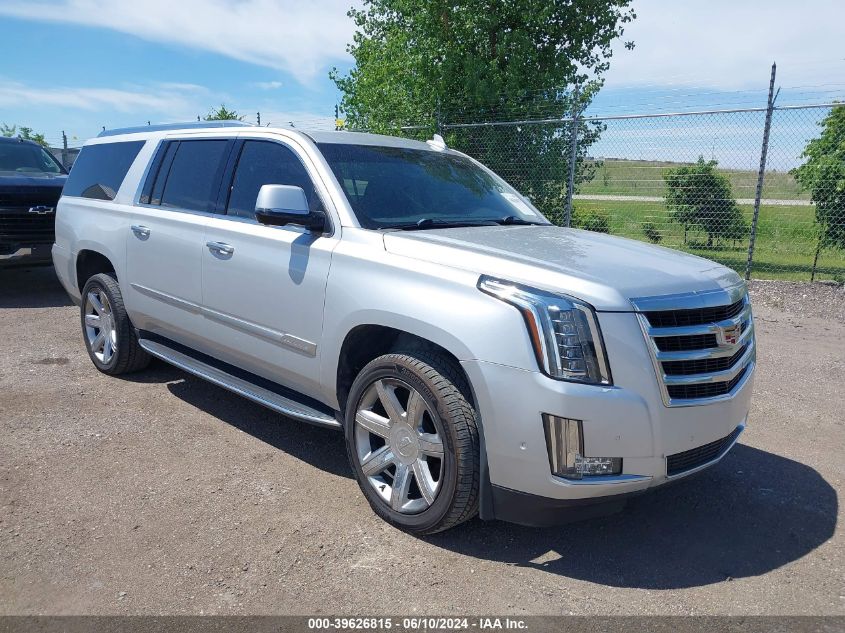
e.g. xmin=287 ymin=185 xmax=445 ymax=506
xmin=317 ymin=143 xmax=548 ymax=229
xmin=0 ymin=142 xmax=65 ymax=175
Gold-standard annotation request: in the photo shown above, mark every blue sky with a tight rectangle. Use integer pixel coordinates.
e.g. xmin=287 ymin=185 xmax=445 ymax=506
xmin=0 ymin=0 xmax=843 ymax=151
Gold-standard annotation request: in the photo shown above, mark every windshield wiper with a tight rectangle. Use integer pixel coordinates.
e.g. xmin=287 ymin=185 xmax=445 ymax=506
xmin=382 ymin=218 xmax=499 ymax=231
xmin=494 ymin=215 xmax=545 ymax=226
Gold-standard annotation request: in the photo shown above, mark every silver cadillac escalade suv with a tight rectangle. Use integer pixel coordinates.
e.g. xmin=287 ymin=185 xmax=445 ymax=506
xmin=53 ymin=121 xmax=755 ymax=534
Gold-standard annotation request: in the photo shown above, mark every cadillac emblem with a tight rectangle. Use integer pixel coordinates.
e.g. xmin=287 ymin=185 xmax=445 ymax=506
xmin=719 ymin=323 xmax=741 ymax=346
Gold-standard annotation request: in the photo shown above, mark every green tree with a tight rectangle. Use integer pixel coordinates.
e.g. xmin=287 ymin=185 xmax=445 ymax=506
xmin=331 ymin=0 xmax=635 ymax=219
xmin=204 ymin=105 xmax=244 ymax=121
xmin=1 ymin=123 xmax=49 ymax=147
xmin=665 ymin=157 xmax=747 ymax=248
xmin=792 ymin=104 xmax=845 ymax=280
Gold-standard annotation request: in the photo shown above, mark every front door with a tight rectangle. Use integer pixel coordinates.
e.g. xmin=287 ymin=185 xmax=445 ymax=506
xmin=200 ymin=138 xmax=338 ymax=400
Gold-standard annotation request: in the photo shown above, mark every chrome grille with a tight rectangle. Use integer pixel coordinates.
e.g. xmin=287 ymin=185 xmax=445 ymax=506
xmin=632 ymin=285 xmax=755 ymax=407
xmin=644 ymin=297 xmax=745 ymax=328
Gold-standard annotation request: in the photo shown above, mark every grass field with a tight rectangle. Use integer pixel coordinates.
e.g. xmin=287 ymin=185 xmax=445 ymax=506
xmin=579 ymin=159 xmax=809 ymax=201
xmin=573 ymin=199 xmax=844 ymax=282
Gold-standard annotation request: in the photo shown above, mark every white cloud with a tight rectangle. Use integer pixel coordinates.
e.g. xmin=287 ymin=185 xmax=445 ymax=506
xmin=604 ymin=0 xmax=845 ymax=90
xmin=0 ymin=80 xmax=210 ymax=116
xmin=252 ymin=81 xmax=284 ymax=90
xmin=0 ymin=0 xmax=357 ymax=83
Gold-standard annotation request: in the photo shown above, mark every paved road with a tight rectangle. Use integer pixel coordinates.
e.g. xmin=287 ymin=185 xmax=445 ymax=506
xmin=574 ymin=194 xmax=812 ymax=206
xmin=1 ymin=267 xmax=842 ymax=615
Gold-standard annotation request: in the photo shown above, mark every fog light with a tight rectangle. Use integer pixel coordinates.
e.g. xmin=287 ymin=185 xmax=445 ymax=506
xmin=543 ymin=414 xmax=622 ymax=479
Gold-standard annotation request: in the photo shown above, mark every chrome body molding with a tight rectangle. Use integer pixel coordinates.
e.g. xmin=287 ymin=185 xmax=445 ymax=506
xmin=130 ymin=283 xmax=317 ymax=357
xmin=202 ymin=307 xmax=318 ymax=357
xmin=552 ymin=473 xmax=652 ymax=486
xmin=138 ymin=338 xmax=338 ymax=428
xmin=629 ymin=282 xmax=747 ymax=313
xmin=665 ymin=422 xmax=745 ymax=480
xmin=130 ymin=282 xmax=201 ymax=313
xmin=0 ymin=246 xmax=32 ymax=261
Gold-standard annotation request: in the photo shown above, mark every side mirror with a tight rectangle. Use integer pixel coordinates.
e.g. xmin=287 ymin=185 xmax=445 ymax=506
xmin=254 ymin=184 xmax=325 ymax=233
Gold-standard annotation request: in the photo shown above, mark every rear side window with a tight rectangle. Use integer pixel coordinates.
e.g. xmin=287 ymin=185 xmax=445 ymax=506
xmin=158 ymin=140 xmax=230 ymax=213
xmin=63 ymin=141 xmax=144 ymax=200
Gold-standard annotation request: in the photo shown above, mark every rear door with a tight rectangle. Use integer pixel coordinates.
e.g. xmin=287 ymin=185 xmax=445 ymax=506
xmin=125 ymin=137 xmax=233 ymax=349
xmin=200 ymin=137 xmax=339 ymax=400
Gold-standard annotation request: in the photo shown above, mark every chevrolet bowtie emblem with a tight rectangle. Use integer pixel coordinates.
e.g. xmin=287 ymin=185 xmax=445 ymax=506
xmin=28 ymin=206 xmax=55 ymax=215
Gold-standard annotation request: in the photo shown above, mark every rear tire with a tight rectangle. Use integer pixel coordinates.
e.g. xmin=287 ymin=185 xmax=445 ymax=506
xmin=344 ymin=348 xmax=479 ymax=535
xmin=80 ymin=273 xmax=150 ymax=375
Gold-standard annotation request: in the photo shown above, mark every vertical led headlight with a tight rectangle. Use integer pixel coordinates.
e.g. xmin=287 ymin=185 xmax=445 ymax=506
xmin=478 ymin=276 xmax=611 ymax=385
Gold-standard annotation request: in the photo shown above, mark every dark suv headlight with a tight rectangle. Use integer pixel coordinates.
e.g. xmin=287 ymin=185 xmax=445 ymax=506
xmin=478 ymin=276 xmax=611 ymax=385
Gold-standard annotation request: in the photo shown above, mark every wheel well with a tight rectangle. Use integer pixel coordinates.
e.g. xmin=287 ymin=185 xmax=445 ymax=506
xmin=336 ymin=325 xmax=474 ymax=414
xmin=76 ymin=250 xmax=115 ymax=293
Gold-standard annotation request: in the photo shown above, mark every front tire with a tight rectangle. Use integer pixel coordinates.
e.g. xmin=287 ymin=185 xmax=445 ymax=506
xmin=344 ymin=348 xmax=479 ymax=535
xmin=80 ymin=273 xmax=150 ymax=375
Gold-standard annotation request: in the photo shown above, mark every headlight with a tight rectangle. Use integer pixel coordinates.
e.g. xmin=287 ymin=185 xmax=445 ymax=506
xmin=478 ymin=276 xmax=611 ymax=385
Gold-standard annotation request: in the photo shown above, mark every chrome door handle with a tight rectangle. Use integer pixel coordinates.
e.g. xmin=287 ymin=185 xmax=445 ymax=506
xmin=131 ymin=225 xmax=150 ymax=238
xmin=206 ymin=241 xmax=234 ymax=256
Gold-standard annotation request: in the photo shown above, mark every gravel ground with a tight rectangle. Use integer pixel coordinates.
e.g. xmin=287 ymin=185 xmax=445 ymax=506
xmin=1 ymin=267 xmax=842 ymax=616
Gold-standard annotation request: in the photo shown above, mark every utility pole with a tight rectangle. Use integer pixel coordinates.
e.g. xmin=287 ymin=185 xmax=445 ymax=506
xmin=257 ymin=112 xmax=261 ymax=126
xmin=61 ymin=131 xmax=68 ymax=169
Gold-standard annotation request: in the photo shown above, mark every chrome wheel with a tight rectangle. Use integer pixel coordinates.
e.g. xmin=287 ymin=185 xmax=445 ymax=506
xmin=354 ymin=378 xmax=445 ymax=514
xmin=84 ymin=288 xmax=117 ymax=365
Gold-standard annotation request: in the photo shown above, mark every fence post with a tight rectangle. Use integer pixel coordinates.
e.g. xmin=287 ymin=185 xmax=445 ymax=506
xmin=564 ymin=86 xmax=580 ymax=228
xmin=744 ymin=63 xmax=777 ymax=280
xmin=61 ymin=131 xmax=68 ymax=169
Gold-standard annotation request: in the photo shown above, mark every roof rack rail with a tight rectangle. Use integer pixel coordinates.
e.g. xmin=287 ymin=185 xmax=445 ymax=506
xmin=97 ymin=120 xmax=253 ymax=138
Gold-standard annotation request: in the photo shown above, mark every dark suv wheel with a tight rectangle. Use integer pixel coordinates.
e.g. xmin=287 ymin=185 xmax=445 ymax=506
xmin=80 ymin=273 xmax=150 ymax=375
xmin=344 ymin=348 xmax=480 ymax=534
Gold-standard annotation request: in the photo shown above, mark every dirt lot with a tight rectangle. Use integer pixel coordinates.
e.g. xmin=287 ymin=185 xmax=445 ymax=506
xmin=1 ymin=267 xmax=843 ymax=615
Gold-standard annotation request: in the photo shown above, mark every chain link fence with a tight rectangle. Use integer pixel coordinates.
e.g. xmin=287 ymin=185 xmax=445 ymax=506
xmin=41 ymin=94 xmax=843 ymax=282
xmin=431 ymin=102 xmax=844 ymax=282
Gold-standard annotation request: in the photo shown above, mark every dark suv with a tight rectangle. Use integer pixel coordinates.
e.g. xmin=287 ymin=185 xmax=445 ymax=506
xmin=0 ymin=136 xmax=67 ymax=266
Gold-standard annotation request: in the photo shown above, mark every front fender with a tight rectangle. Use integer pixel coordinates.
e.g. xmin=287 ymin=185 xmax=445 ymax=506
xmin=318 ymin=232 xmax=537 ymax=408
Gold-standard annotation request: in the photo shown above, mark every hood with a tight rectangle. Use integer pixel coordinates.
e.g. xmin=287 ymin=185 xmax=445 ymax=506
xmin=0 ymin=172 xmax=67 ymax=187
xmin=383 ymin=225 xmax=743 ymax=311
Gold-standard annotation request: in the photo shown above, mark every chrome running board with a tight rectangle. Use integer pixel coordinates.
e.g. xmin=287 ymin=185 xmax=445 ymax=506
xmin=138 ymin=338 xmax=340 ymax=429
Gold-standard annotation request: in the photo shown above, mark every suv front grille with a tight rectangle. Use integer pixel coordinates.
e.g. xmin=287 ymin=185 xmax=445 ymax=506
xmin=0 ymin=186 xmax=61 ymax=246
xmin=666 ymin=425 xmax=743 ymax=476
xmin=654 ymin=333 xmax=718 ymax=352
xmin=666 ymin=365 xmax=749 ymax=400
xmin=633 ymin=288 xmax=755 ymax=406
xmin=662 ymin=342 xmax=749 ymax=376
xmin=644 ymin=298 xmax=745 ymax=328
xmin=0 ymin=211 xmax=56 ymax=244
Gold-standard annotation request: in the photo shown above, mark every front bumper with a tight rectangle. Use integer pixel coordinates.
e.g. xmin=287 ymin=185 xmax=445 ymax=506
xmin=462 ymin=311 xmax=754 ymax=524
xmin=0 ymin=244 xmax=53 ymax=266
xmin=488 ymin=423 xmax=744 ymax=527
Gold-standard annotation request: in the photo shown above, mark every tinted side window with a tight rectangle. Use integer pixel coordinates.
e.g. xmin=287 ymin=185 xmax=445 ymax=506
xmin=160 ymin=140 xmax=230 ymax=212
xmin=227 ymin=141 xmax=317 ymax=219
xmin=63 ymin=141 xmax=145 ymax=200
